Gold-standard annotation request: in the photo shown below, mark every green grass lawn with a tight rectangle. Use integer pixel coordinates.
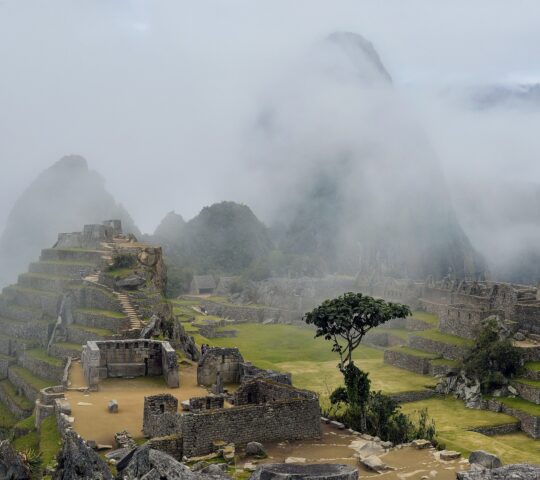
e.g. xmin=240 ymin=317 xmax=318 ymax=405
xmin=10 ymin=365 xmax=54 ymax=391
xmin=0 ymin=380 xmax=33 ymax=410
xmin=411 ymin=311 xmax=439 ymax=326
xmin=400 ymin=396 xmax=540 ymax=464
xmin=497 ymin=396 xmax=540 ymax=416
xmin=26 ymin=348 xmax=64 ymax=367
xmin=39 ymin=415 xmax=62 ymax=467
xmin=194 ymin=323 xmax=437 ymax=396
xmin=525 ymin=361 xmax=540 ymax=372
xmin=0 ymin=398 xmax=17 ymax=429
xmin=514 ymin=378 xmax=540 ymax=388
xmin=71 ymin=324 xmax=115 ymax=337
xmin=369 ymin=327 xmax=410 ymax=340
xmin=387 ymin=345 xmax=439 ymax=358
xmin=76 ymin=307 xmax=126 ymax=319
xmin=413 ymin=329 xmax=473 ymax=347
xmin=430 ymin=358 xmax=459 ymax=367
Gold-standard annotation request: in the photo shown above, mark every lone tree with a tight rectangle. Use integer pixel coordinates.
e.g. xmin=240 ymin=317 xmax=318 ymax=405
xmin=304 ymin=292 xmax=411 ymax=372
xmin=304 ymin=292 xmax=411 ymax=430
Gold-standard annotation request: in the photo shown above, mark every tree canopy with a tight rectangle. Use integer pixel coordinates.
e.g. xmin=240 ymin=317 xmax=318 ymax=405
xmin=304 ymin=292 xmax=411 ymax=370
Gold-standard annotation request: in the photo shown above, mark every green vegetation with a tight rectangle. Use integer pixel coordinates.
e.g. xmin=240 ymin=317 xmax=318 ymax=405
xmin=10 ymin=366 xmax=54 ymax=391
xmin=497 ymin=396 xmax=540 ymax=416
xmin=413 ymin=329 xmax=473 ymax=347
xmin=463 ymin=320 xmax=523 ymax=393
xmin=411 ymin=311 xmax=439 ymax=326
xmin=387 ymin=346 xmax=439 ymax=358
xmin=26 ymin=348 xmax=63 ymax=367
xmin=0 ymin=380 xmax=33 ymax=410
xmin=13 ymin=430 xmax=39 ymax=451
xmin=54 ymin=342 xmax=83 ymax=352
xmin=0 ymin=398 xmax=17 ymax=429
xmin=514 ymin=378 xmax=540 ymax=388
xmin=400 ymin=397 xmax=532 ymax=463
xmin=39 ymin=415 xmax=62 ymax=467
xmin=76 ymin=307 xmax=125 ymax=319
xmin=105 ymin=267 xmax=137 ymax=279
xmin=22 ymin=272 xmax=72 ymax=281
xmin=14 ymin=414 xmax=36 ymax=432
xmin=430 ymin=358 xmax=459 ymax=367
xmin=38 ymin=259 xmax=95 ymax=266
xmin=525 ymin=361 xmax=540 ymax=372
xmin=71 ymin=324 xmax=115 ymax=337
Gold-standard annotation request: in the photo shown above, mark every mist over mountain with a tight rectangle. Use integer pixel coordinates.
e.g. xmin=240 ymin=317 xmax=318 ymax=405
xmin=155 ymin=201 xmax=273 ymax=275
xmin=0 ymin=155 xmax=140 ymax=287
xmin=152 ymin=211 xmax=186 ymax=245
xmin=250 ymin=32 xmax=484 ymax=279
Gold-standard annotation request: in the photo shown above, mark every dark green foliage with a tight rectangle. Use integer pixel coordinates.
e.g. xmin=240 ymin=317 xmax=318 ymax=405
xmin=166 ymin=264 xmax=193 ymax=297
xmin=344 ymin=363 xmax=370 ymax=408
xmin=463 ymin=320 xmax=523 ymax=393
xmin=109 ymin=253 xmax=137 ymax=270
xmin=157 ymin=201 xmax=273 ymax=275
xmin=329 ymin=386 xmax=348 ymax=406
xmin=304 ymin=292 xmax=411 ymax=369
xmin=20 ymin=449 xmax=42 ymax=477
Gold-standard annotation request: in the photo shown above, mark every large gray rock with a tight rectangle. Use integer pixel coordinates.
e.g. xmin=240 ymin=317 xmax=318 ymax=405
xmin=360 ymin=455 xmax=389 ymax=472
xmin=53 ymin=430 xmax=113 ymax=480
xmin=457 ymin=464 xmax=540 ymax=479
xmin=0 ymin=440 xmax=32 ymax=479
xmin=245 ymin=442 xmax=267 ymax=458
xmin=468 ymin=451 xmax=503 ymax=469
xmin=249 ymin=463 xmax=357 ymax=480
xmin=117 ymin=445 xmax=229 ymax=480
xmin=356 ymin=441 xmax=385 ymax=459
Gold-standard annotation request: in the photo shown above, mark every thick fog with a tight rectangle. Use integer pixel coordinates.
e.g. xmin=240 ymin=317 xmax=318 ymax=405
xmin=1 ymin=0 xmax=540 ymax=281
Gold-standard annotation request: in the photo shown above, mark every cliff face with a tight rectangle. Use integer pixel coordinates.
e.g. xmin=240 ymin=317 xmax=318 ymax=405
xmin=256 ymin=32 xmax=484 ymax=280
xmin=0 ymin=155 xmax=139 ymax=287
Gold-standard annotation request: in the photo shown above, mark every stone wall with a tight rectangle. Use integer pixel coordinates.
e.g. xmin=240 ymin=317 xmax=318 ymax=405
xmin=0 ymin=356 xmax=16 ymax=379
xmin=196 ymin=299 xmax=298 ymax=325
xmin=181 ymin=397 xmax=321 ymax=457
xmin=388 ymin=390 xmax=436 ymax=403
xmin=485 ymin=398 xmax=540 ymax=438
xmin=512 ymin=381 xmax=540 ymax=404
xmin=469 ymin=422 xmax=520 ymax=436
xmin=240 ymin=363 xmax=292 ymax=385
xmin=82 ymin=339 xmax=179 ymax=389
xmin=515 ymin=304 xmax=540 ymax=334
xmin=234 ymin=379 xmax=312 ymax=406
xmin=143 ymin=394 xmax=182 ymax=437
xmin=383 ymin=349 xmax=431 ymax=375
xmin=8 ymin=367 xmax=39 ymax=403
xmin=189 ymin=395 xmax=224 ymax=412
xmin=147 ymin=435 xmax=183 ymax=460
xmin=19 ymin=352 xmax=64 ymax=382
xmin=197 ymin=347 xmax=244 ymax=386
xmin=438 ymin=305 xmax=492 ymax=339
xmin=364 ymin=331 xmax=406 ymax=348
xmin=408 ymin=336 xmax=467 ymax=361
xmin=0 ymin=384 xmax=32 ymax=418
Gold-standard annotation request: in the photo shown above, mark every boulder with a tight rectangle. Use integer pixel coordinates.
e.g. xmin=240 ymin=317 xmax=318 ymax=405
xmin=360 ymin=455 xmax=389 ymax=472
xmin=245 ymin=442 xmax=267 ymax=458
xmin=116 ymin=275 xmax=146 ymax=289
xmin=108 ymin=399 xmax=118 ymax=413
xmin=140 ymin=315 xmax=160 ymax=339
xmin=439 ymin=450 xmax=461 ymax=461
xmin=52 ymin=430 xmax=113 ymax=479
xmin=514 ymin=332 xmax=526 ymax=341
xmin=457 ymin=464 xmax=540 ymax=479
xmin=249 ymin=464 xmax=358 ymax=480
xmin=411 ymin=439 xmax=432 ymax=449
xmin=468 ymin=451 xmax=503 ymax=469
xmin=356 ymin=441 xmax=385 ymax=459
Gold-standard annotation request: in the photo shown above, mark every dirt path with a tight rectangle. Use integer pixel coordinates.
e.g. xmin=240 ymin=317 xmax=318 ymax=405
xmin=65 ymin=360 xmax=208 ymax=445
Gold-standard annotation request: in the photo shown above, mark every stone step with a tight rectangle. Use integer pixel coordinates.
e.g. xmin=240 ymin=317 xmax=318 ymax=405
xmin=8 ymin=365 xmax=53 ymax=404
xmin=383 ymin=346 xmax=438 ymax=375
xmin=0 ymin=379 xmax=33 ymax=419
xmin=40 ymin=248 xmax=104 ymax=264
xmin=17 ymin=272 xmax=73 ymax=293
xmin=19 ymin=348 xmax=65 ymax=383
xmin=408 ymin=330 xmax=472 ymax=361
xmin=29 ymin=260 xmax=95 ymax=278
xmin=0 ymin=317 xmax=51 ymax=344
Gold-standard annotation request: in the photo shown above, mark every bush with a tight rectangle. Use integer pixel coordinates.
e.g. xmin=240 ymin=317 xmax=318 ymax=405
xmin=109 ymin=253 xmax=137 ymax=270
xmin=463 ymin=320 xmax=523 ymax=393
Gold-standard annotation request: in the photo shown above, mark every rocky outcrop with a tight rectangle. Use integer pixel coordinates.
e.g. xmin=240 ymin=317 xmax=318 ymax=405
xmin=468 ymin=451 xmax=503 ymax=469
xmin=117 ymin=445 xmax=229 ymax=480
xmin=249 ymin=464 xmax=357 ymax=480
xmin=53 ymin=430 xmax=113 ymax=480
xmin=0 ymin=440 xmax=32 ymax=479
xmin=457 ymin=464 xmax=540 ymax=479
xmin=435 ymin=373 xmax=482 ymax=408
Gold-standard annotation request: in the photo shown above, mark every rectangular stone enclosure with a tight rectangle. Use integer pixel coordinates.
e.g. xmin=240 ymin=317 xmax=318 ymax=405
xmin=82 ymin=339 xmax=179 ymax=389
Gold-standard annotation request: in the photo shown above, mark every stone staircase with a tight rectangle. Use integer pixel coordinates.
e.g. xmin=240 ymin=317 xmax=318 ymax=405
xmin=116 ymin=291 xmax=144 ymax=332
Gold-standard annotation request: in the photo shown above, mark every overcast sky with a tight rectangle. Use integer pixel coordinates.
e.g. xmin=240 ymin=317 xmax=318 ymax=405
xmin=1 ymin=0 xmax=540 ymax=233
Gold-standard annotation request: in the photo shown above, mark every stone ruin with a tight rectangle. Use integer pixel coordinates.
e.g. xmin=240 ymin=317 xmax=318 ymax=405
xmin=142 ymin=377 xmax=321 ymax=458
xmin=197 ymin=347 xmax=291 ymax=388
xmin=81 ymin=339 xmax=179 ymax=390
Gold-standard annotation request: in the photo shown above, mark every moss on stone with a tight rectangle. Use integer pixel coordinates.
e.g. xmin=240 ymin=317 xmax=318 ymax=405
xmin=26 ymin=348 xmax=63 ymax=367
